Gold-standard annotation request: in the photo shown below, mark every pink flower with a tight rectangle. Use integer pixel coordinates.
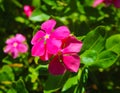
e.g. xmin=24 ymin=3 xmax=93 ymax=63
xmin=31 ymin=19 xmax=70 ymax=61
xmin=113 ymin=0 xmax=120 ymax=8
xmin=23 ymin=5 xmax=34 ymax=17
xmin=48 ymin=36 xmax=83 ymax=75
xmin=93 ymin=0 xmax=120 ymax=8
xmin=4 ymin=34 xmax=28 ymax=58
xmin=93 ymin=0 xmax=104 ymax=7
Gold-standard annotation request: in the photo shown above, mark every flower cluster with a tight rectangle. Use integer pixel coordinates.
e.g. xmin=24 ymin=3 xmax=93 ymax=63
xmin=31 ymin=19 xmax=83 ymax=75
xmin=23 ymin=5 xmax=34 ymax=17
xmin=4 ymin=34 xmax=28 ymax=58
xmin=93 ymin=0 xmax=120 ymax=8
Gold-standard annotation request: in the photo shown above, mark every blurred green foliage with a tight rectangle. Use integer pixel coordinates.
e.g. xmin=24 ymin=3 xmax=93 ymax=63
xmin=0 ymin=0 xmax=120 ymax=93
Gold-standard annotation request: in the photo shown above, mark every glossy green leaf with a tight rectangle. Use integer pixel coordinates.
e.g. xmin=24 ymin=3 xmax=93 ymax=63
xmin=106 ymin=34 xmax=120 ymax=54
xmin=95 ymin=50 xmax=118 ymax=68
xmin=44 ymin=75 xmax=62 ymax=93
xmin=82 ymin=26 xmax=105 ymax=52
xmin=29 ymin=9 xmax=50 ymax=22
xmin=62 ymin=75 xmax=78 ymax=92
xmin=81 ymin=50 xmax=98 ymax=66
xmin=44 ymin=72 xmax=69 ymax=93
xmin=81 ymin=49 xmax=118 ymax=68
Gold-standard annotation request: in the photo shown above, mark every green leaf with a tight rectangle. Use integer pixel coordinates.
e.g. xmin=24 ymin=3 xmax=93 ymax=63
xmin=81 ymin=50 xmax=118 ymax=68
xmin=7 ymin=88 xmax=17 ymax=93
xmin=15 ymin=16 xmax=26 ymax=23
xmin=2 ymin=56 xmax=15 ymax=64
xmin=43 ymin=0 xmax=56 ymax=6
xmin=106 ymin=34 xmax=120 ymax=54
xmin=29 ymin=9 xmax=50 ymax=22
xmin=82 ymin=26 xmax=105 ymax=52
xmin=32 ymin=0 xmax=41 ymax=8
xmin=62 ymin=75 xmax=78 ymax=92
xmin=0 ymin=65 xmax=14 ymax=82
xmin=95 ymin=50 xmax=118 ymax=68
xmin=44 ymin=75 xmax=62 ymax=93
xmin=13 ymin=79 xmax=28 ymax=93
xmin=28 ymin=67 xmax=39 ymax=83
xmin=81 ymin=50 xmax=98 ymax=66
xmin=44 ymin=72 xmax=69 ymax=93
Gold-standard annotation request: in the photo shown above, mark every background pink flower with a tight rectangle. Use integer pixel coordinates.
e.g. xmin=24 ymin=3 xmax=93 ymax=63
xmin=93 ymin=0 xmax=104 ymax=7
xmin=4 ymin=34 xmax=28 ymax=58
xmin=24 ymin=5 xmax=34 ymax=17
xmin=113 ymin=0 xmax=120 ymax=8
xmin=48 ymin=36 xmax=83 ymax=75
xmin=93 ymin=0 xmax=120 ymax=8
xmin=31 ymin=19 xmax=70 ymax=61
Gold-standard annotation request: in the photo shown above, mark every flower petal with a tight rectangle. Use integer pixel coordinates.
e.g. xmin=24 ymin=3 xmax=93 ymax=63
xmin=114 ymin=0 xmax=120 ymax=8
xmin=63 ymin=54 xmax=80 ymax=72
xmin=11 ymin=48 xmax=19 ymax=59
xmin=15 ymin=34 xmax=26 ymax=42
xmin=52 ymin=26 xmax=70 ymax=39
xmin=18 ymin=44 xmax=28 ymax=53
xmin=24 ymin=5 xmax=34 ymax=17
xmin=4 ymin=45 xmax=12 ymax=53
xmin=93 ymin=0 xmax=104 ymax=7
xmin=40 ymin=50 xmax=52 ymax=61
xmin=48 ymin=56 xmax=66 ymax=75
xmin=31 ymin=30 xmax=45 ymax=45
xmin=31 ymin=40 xmax=45 ymax=56
xmin=6 ymin=37 xmax=15 ymax=44
xmin=47 ymin=38 xmax=62 ymax=54
xmin=41 ymin=19 xmax=56 ymax=33
xmin=63 ymin=36 xmax=83 ymax=53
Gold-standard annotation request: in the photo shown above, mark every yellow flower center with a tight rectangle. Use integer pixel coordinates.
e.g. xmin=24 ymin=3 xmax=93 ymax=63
xmin=44 ymin=34 xmax=50 ymax=39
xmin=13 ymin=42 xmax=18 ymax=47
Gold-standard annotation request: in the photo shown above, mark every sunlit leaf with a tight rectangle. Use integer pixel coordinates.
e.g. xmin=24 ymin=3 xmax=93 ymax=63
xmin=106 ymin=34 xmax=120 ymax=54
xmin=82 ymin=26 xmax=106 ymax=52
xmin=29 ymin=9 xmax=50 ymax=22
xmin=81 ymin=50 xmax=97 ymax=66
xmin=81 ymin=50 xmax=118 ymax=68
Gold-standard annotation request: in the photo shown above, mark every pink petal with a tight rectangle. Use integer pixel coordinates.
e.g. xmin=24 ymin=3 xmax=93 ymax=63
xmin=11 ymin=48 xmax=19 ymax=59
xmin=63 ymin=54 xmax=80 ymax=72
xmin=114 ymin=0 xmax=120 ymax=8
xmin=15 ymin=34 xmax=26 ymax=42
xmin=93 ymin=0 xmax=104 ymax=7
xmin=62 ymin=36 xmax=83 ymax=53
xmin=40 ymin=50 xmax=52 ymax=61
xmin=6 ymin=37 xmax=15 ymax=44
xmin=31 ymin=40 xmax=45 ymax=56
xmin=47 ymin=38 xmax=62 ymax=54
xmin=4 ymin=45 xmax=12 ymax=53
xmin=41 ymin=19 xmax=56 ymax=33
xmin=18 ymin=44 xmax=28 ymax=53
xmin=52 ymin=26 xmax=70 ymax=39
xmin=48 ymin=56 xmax=66 ymax=75
xmin=31 ymin=30 xmax=45 ymax=45
xmin=24 ymin=5 xmax=34 ymax=17
xmin=104 ymin=0 xmax=112 ymax=6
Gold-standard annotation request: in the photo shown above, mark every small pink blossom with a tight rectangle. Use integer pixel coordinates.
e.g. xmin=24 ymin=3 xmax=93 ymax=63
xmin=93 ymin=0 xmax=120 ymax=8
xmin=31 ymin=19 xmax=70 ymax=61
xmin=23 ymin=5 xmax=34 ymax=17
xmin=48 ymin=36 xmax=83 ymax=75
xmin=4 ymin=34 xmax=28 ymax=58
